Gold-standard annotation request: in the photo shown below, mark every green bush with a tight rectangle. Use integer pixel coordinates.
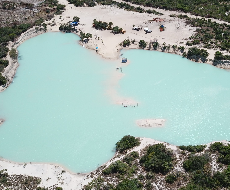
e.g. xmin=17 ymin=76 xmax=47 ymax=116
xmin=93 ymin=19 xmax=108 ymax=30
xmin=112 ymin=26 xmax=123 ymax=34
xmin=59 ymin=23 xmax=74 ymax=33
xmin=73 ymin=16 xmax=80 ymax=22
xmin=165 ymin=173 xmax=177 ymax=184
xmin=115 ymin=135 xmax=140 ymax=153
xmin=0 ymin=45 xmax=9 ymax=59
xmin=187 ymin=47 xmax=209 ymax=58
xmin=210 ymin=142 xmax=224 ymax=152
xmin=140 ymin=144 xmax=174 ymax=174
xmin=122 ymin=39 xmax=131 ymax=47
xmin=210 ymin=142 xmax=230 ymax=165
xmin=0 ymin=59 xmax=9 ymax=67
xmin=102 ymin=160 xmax=128 ymax=175
xmin=179 ymin=145 xmax=206 ymax=153
xmin=123 ymin=151 xmax=139 ymax=165
xmin=0 ymin=169 xmax=8 ymax=185
xmin=214 ymin=51 xmax=230 ymax=61
xmin=183 ymin=155 xmax=209 ymax=172
xmin=115 ymin=178 xmax=143 ymax=190
xmin=146 ymin=172 xmax=155 ymax=180
xmin=139 ymin=40 xmax=147 ymax=49
xmin=0 ymin=73 xmax=7 ymax=86
xmin=9 ymin=48 xmax=17 ymax=59
xmin=36 ymin=187 xmax=48 ymax=190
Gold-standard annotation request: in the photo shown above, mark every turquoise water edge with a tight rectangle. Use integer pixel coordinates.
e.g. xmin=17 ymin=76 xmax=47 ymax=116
xmin=0 ymin=32 xmax=230 ymax=173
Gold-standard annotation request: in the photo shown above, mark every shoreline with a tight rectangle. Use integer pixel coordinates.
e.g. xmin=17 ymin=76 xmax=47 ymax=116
xmin=1 ymin=3 xmax=230 ymax=92
xmin=1 ymin=138 xmax=229 ymax=189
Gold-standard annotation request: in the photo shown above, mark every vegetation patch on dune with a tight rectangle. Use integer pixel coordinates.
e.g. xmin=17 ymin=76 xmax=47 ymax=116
xmin=84 ymin=137 xmax=230 ymax=190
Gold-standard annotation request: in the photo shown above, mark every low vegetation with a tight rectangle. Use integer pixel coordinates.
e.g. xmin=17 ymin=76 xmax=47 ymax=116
xmin=84 ymin=136 xmax=230 ymax=190
xmin=122 ymin=0 xmax=230 ymax=22
xmin=183 ymin=154 xmax=209 ymax=172
xmin=67 ymin=0 xmax=163 ymax=15
xmin=214 ymin=51 xmax=230 ymax=61
xmin=139 ymin=40 xmax=147 ymax=49
xmin=179 ymin=145 xmax=206 ymax=153
xmin=115 ymin=135 xmax=140 ymax=153
xmin=9 ymin=48 xmax=17 ymax=59
xmin=210 ymin=142 xmax=230 ymax=165
xmin=140 ymin=144 xmax=174 ymax=174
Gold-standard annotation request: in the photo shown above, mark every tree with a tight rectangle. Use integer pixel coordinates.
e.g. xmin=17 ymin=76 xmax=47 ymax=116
xmin=9 ymin=48 xmax=17 ymax=59
xmin=0 ymin=73 xmax=7 ymax=86
xmin=112 ymin=26 xmax=120 ymax=34
xmin=0 ymin=59 xmax=9 ymax=67
xmin=139 ymin=40 xmax=147 ymax=49
xmin=214 ymin=51 xmax=224 ymax=60
xmin=108 ymin=22 xmax=113 ymax=30
xmin=140 ymin=144 xmax=174 ymax=174
xmin=73 ymin=16 xmax=80 ymax=22
xmin=115 ymin=135 xmax=140 ymax=153
xmin=116 ymin=179 xmax=143 ymax=190
xmin=183 ymin=155 xmax=209 ymax=172
xmin=0 ymin=45 xmax=9 ymax=59
xmin=122 ymin=39 xmax=130 ymax=47
xmin=152 ymin=42 xmax=159 ymax=50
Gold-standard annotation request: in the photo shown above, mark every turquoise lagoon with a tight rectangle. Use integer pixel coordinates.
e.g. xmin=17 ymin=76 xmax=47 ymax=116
xmin=0 ymin=32 xmax=230 ymax=172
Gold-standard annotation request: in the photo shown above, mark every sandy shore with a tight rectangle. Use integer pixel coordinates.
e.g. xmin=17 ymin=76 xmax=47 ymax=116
xmin=0 ymin=158 xmax=91 ymax=189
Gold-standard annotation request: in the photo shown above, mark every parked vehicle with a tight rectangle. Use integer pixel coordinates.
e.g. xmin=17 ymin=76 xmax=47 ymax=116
xmin=144 ymin=28 xmax=152 ymax=33
xmin=132 ymin=26 xmax=141 ymax=31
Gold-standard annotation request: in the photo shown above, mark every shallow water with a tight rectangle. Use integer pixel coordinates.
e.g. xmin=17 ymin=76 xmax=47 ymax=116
xmin=0 ymin=32 xmax=230 ymax=172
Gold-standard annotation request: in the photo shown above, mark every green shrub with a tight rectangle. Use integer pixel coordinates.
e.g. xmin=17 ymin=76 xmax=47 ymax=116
xmin=139 ymin=40 xmax=147 ymax=49
xmin=0 ymin=73 xmax=7 ymax=86
xmin=115 ymin=178 xmax=143 ymax=190
xmin=183 ymin=155 xmax=209 ymax=172
xmin=122 ymin=39 xmax=131 ymax=47
xmin=0 ymin=169 xmax=8 ymax=185
xmin=138 ymin=174 xmax=145 ymax=181
xmin=0 ymin=45 xmax=9 ymax=59
xmin=179 ymin=145 xmax=206 ymax=153
xmin=210 ymin=142 xmax=224 ymax=152
xmin=210 ymin=143 xmax=230 ymax=165
xmin=9 ymin=48 xmax=17 ymax=59
xmin=186 ymin=41 xmax=193 ymax=46
xmin=165 ymin=173 xmax=177 ymax=184
xmin=102 ymin=160 xmax=128 ymax=175
xmin=36 ymin=187 xmax=48 ymax=190
xmin=187 ymin=47 xmax=209 ymax=59
xmin=115 ymin=135 xmax=140 ymax=153
xmin=146 ymin=172 xmax=155 ymax=180
xmin=123 ymin=151 xmax=139 ymax=165
xmin=140 ymin=144 xmax=174 ymax=174
xmin=0 ymin=59 xmax=9 ymax=67
xmin=73 ymin=16 xmax=80 ymax=22
xmin=93 ymin=19 xmax=108 ymax=30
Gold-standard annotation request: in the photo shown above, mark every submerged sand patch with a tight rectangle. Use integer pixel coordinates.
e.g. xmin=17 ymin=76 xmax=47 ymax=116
xmin=136 ymin=119 xmax=165 ymax=127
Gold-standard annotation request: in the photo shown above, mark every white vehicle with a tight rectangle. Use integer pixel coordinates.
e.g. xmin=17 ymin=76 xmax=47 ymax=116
xmin=145 ymin=29 xmax=152 ymax=33
xmin=132 ymin=26 xmax=141 ymax=31
xmin=144 ymin=28 xmax=152 ymax=33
